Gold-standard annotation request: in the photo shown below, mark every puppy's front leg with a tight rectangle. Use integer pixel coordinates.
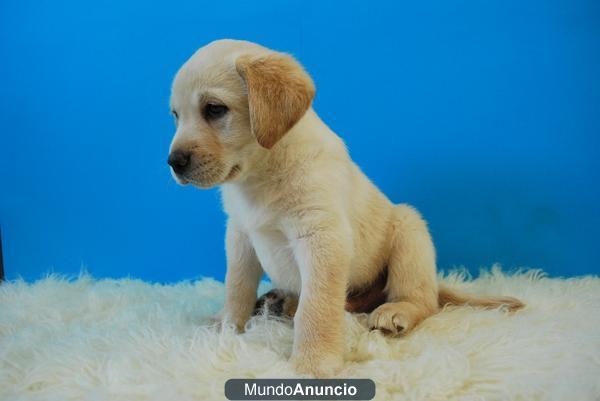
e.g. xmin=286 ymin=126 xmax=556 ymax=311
xmin=289 ymin=226 xmax=349 ymax=377
xmin=222 ymin=221 xmax=263 ymax=331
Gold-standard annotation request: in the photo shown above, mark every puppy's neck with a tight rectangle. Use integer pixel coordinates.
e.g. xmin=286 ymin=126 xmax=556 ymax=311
xmin=231 ymin=108 xmax=338 ymax=188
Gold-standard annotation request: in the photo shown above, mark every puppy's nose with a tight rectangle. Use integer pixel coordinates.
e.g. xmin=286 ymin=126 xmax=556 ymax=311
xmin=168 ymin=150 xmax=191 ymax=174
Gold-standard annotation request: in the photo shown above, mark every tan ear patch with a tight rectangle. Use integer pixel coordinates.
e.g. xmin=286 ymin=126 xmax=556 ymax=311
xmin=236 ymin=54 xmax=316 ymax=149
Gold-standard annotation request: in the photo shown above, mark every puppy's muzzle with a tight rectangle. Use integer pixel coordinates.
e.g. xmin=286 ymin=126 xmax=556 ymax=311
xmin=167 ymin=150 xmax=191 ymax=175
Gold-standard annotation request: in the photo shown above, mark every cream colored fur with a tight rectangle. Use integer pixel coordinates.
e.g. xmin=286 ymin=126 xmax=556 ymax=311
xmin=168 ymin=39 xmax=522 ymax=377
xmin=1 ymin=270 xmax=599 ymax=400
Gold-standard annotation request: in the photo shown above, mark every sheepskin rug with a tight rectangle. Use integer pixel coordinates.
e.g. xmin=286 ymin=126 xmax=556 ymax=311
xmin=1 ymin=267 xmax=599 ymax=401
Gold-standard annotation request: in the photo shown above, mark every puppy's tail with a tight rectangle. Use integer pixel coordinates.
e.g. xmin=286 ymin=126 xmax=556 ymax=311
xmin=438 ymin=285 xmax=524 ymax=312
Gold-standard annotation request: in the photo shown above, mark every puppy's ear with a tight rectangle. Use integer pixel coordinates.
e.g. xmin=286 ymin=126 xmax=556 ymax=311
xmin=236 ymin=53 xmax=315 ymax=149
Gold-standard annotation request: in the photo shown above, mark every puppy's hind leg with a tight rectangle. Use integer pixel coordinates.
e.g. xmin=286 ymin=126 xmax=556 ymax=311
xmin=368 ymin=204 xmax=439 ymax=335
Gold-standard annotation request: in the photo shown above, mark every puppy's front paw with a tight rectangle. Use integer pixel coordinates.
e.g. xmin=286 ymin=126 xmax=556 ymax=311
xmin=254 ymin=289 xmax=298 ymax=318
xmin=291 ymin=351 xmax=343 ymax=378
xmin=212 ymin=309 xmax=248 ymax=333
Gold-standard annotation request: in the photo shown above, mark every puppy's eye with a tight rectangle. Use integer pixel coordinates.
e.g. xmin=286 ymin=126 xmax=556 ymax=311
xmin=172 ymin=110 xmax=178 ymax=119
xmin=204 ymin=103 xmax=228 ymax=120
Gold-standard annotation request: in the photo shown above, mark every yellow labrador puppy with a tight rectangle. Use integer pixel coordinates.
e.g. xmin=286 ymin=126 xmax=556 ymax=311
xmin=168 ymin=39 xmax=523 ymax=377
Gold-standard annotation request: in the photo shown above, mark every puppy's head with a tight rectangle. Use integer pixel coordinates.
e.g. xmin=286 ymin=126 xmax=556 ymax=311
xmin=168 ymin=39 xmax=315 ymax=188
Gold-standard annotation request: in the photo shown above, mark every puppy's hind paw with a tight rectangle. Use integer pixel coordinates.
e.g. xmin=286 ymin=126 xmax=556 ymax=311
xmin=253 ymin=289 xmax=298 ymax=318
xmin=368 ymin=302 xmax=417 ymax=336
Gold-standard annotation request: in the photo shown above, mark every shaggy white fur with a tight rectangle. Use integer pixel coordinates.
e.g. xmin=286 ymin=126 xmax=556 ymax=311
xmin=1 ymin=267 xmax=599 ymax=401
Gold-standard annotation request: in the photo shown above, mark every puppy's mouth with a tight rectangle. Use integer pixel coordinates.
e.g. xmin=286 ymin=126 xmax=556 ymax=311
xmin=171 ymin=172 xmax=189 ymax=185
xmin=174 ymin=164 xmax=242 ymax=188
xmin=225 ymin=164 xmax=242 ymax=181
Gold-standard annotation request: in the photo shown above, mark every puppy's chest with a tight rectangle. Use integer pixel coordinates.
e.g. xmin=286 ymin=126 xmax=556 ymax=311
xmin=249 ymin=229 xmax=301 ymax=292
xmin=222 ymin=187 xmax=302 ymax=292
xmin=222 ymin=186 xmax=281 ymax=231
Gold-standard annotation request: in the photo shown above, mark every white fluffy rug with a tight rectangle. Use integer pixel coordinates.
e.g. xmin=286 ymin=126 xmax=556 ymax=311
xmin=1 ymin=267 xmax=599 ymax=401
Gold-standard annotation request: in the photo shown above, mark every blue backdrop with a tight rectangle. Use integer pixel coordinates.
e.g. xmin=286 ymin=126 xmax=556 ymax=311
xmin=1 ymin=0 xmax=598 ymax=283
